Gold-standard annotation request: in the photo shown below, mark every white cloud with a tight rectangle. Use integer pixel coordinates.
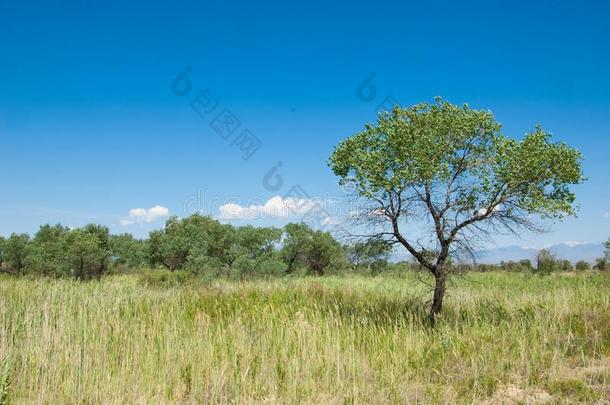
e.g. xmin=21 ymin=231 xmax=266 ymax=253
xmin=603 ymin=212 xmax=610 ymax=219
xmin=120 ymin=205 xmax=169 ymax=225
xmin=218 ymin=196 xmax=319 ymax=220
xmin=562 ymin=241 xmax=589 ymax=247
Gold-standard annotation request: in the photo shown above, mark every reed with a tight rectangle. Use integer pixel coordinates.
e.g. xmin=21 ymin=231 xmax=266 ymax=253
xmin=0 ymin=271 xmax=608 ymax=403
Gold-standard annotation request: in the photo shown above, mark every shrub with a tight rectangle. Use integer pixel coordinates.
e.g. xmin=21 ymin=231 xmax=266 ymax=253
xmin=593 ymin=257 xmax=608 ymax=271
xmin=185 ymin=253 xmax=226 ymax=276
xmin=25 ymin=224 xmax=71 ymax=277
xmin=280 ymin=223 xmax=313 ymax=274
xmin=3 ymin=233 xmax=31 ymax=274
xmin=110 ymin=234 xmax=149 ymax=268
xmin=307 ymin=231 xmax=345 ymax=276
xmin=347 ymin=239 xmax=391 ymax=275
xmin=258 ymin=258 xmax=286 ymax=277
xmin=64 ymin=225 xmax=111 ymax=280
xmin=139 ymin=269 xmax=192 ymax=287
xmin=535 ymin=249 xmax=557 ymax=274
xmin=575 ymin=260 xmax=590 ymax=271
xmin=230 ymin=256 xmax=258 ymax=280
xmin=558 ymin=259 xmax=573 ymax=272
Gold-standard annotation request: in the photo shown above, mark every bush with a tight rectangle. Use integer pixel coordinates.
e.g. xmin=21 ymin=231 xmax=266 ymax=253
xmin=230 ymin=256 xmax=259 ymax=280
xmin=258 ymin=258 xmax=286 ymax=277
xmin=139 ymin=269 xmax=192 ymax=287
xmin=307 ymin=231 xmax=345 ymax=276
xmin=558 ymin=259 xmax=573 ymax=272
xmin=519 ymin=259 xmax=533 ymax=269
xmin=593 ymin=258 xmax=608 ymax=271
xmin=110 ymin=234 xmax=149 ymax=268
xmin=535 ymin=249 xmax=557 ymax=274
xmin=185 ymin=253 xmax=226 ymax=276
xmin=25 ymin=224 xmax=71 ymax=277
xmin=64 ymin=225 xmax=111 ymax=280
xmin=280 ymin=223 xmax=313 ymax=274
xmin=4 ymin=233 xmax=31 ymax=274
xmin=0 ymin=216 xmax=357 ymax=281
xmin=575 ymin=260 xmax=590 ymax=271
xmin=347 ymin=239 xmax=391 ymax=275
xmin=498 ymin=261 xmax=531 ymax=272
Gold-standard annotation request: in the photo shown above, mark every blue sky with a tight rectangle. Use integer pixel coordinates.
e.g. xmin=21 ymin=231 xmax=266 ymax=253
xmin=1 ymin=0 xmax=609 ymax=248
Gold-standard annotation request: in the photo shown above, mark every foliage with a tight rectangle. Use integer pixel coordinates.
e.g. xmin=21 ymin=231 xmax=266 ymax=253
xmin=2 ymin=225 xmax=111 ymax=279
xmin=230 ymin=256 xmax=285 ymax=280
xmin=139 ymin=268 xmax=193 ymax=287
xmin=306 ymin=231 xmax=345 ymax=275
xmin=347 ymin=239 xmax=391 ymax=275
xmin=148 ymin=215 xmax=285 ymax=277
xmin=535 ymin=249 xmax=557 ymax=274
xmin=149 ymin=215 xmax=234 ymax=271
xmin=25 ymin=224 xmax=71 ymax=276
xmin=328 ymin=98 xmax=583 ymax=321
xmin=228 ymin=225 xmax=282 ymax=264
xmin=3 ymin=233 xmax=31 ymax=274
xmin=110 ymin=234 xmax=149 ymax=269
xmin=575 ymin=260 xmax=590 ymax=271
xmin=257 ymin=258 xmax=286 ymax=277
xmin=280 ymin=222 xmax=314 ymax=274
xmin=593 ymin=257 xmax=608 ymax=271
xmin=557 ymin=259 xmax=573 ymax=272
xmin=64 ymin=224 xmax=111 ymax=280
xmin=492 ymin=260 xmax=533 ymax=273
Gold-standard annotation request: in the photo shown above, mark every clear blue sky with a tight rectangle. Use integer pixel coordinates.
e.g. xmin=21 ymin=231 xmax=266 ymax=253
xmin=1 ymin=0 xmax=609 ymax=247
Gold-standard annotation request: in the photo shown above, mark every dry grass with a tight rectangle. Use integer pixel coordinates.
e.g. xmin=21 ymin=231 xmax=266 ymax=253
xmin=0 ymin=271 xmax=608 ymax=404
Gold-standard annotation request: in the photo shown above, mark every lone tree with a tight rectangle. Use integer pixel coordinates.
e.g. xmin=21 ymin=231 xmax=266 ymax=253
xmin=328 ymin=98 xmax=583 ymax=324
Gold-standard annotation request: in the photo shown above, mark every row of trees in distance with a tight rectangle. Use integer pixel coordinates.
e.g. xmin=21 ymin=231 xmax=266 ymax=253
xmin=0 ymin=214 xmax=608 ymax=280
xmin=0 ymin=214 xmax=391 ymax=280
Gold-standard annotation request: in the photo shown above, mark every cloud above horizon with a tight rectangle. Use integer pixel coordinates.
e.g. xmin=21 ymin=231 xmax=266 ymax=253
xmin=120 ymin=205 xmax=169 ymax=225
xmin=218 ymin=196 xmax=319 ymax=220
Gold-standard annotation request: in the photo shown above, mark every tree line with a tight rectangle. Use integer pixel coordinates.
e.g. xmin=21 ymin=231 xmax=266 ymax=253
xmin=0 ymin=214 xmax=391 ymax=280
xmin=0 ymin=214 xmax=607 ymax=280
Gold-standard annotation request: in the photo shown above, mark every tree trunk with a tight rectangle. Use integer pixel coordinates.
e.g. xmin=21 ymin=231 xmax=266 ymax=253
xmin=429 ymin=270 xmax=446 ymax=326
xmin=285 ymin=255 xmax=296 ymax=274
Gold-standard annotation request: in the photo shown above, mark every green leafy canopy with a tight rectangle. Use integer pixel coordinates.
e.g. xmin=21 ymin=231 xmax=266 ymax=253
xmin=329 ymin=98 xmax=584 ymax=224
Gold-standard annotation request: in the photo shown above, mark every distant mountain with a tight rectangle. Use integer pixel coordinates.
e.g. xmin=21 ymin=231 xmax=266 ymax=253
xmin=476 ymin=243 xmax=605 ymax=264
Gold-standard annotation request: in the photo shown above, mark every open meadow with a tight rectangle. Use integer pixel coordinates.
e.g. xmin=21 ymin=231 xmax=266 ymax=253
xmin=1 ymin=271 xmax=608 ymax=404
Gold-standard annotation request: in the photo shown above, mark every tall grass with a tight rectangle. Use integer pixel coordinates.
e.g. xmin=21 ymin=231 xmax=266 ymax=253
xmin=0 ymin=272 xmax=608 ymax=403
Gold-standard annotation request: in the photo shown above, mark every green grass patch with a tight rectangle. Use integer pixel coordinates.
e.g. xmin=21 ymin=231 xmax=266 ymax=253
xmin=0 ymin=271 xmax=608 ymax=403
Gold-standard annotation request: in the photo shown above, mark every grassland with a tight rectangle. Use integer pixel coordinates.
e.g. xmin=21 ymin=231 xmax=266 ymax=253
xmin=0 ymin=271 xmax=608 ymax=404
